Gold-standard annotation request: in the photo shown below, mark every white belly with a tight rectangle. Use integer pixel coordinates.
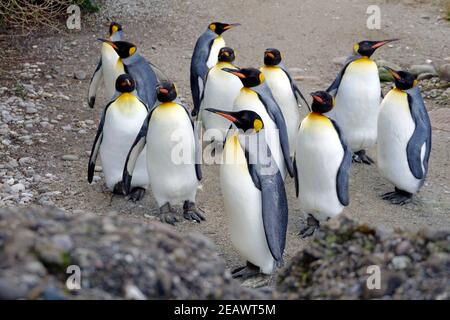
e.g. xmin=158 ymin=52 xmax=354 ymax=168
xmin=199 ymin=63 xmax=242 ymax=140
xmin=146 ymin=103 xmax=198 ymax=207
xmin=262 ymin=67 xmax=300 ymax=157
xmin=377 ymin=89 xmax=422 ymax=193
xmin=296 ymin=115 xmax=344 ymax=221
xmin=102 ymin=44 xmax=125 ymax=100
xmin=100 ymin=97 xmax=149 ymax=190
xmin=329 ymin=58 xmax=380 ymax=151
xmin=234 ymin=89 xmax=286 ymax=178
xmin=220 ymin=135 xmax=275 ymax=274
xmin=206 ymin=37 xmax=225 ymax=69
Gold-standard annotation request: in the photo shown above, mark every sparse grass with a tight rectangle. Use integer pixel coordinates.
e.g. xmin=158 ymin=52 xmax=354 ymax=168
xmin=13 ymin=80 xmax=27 ymax=99
xmin=444 ymin=0 xmax=450 ymax=20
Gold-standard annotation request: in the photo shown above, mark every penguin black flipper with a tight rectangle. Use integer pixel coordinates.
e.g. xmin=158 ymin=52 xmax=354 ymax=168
xmin=278 ymin=64 xmax=310 ymax=110
xmin=190 ymin=30 xmax=216 ymax=116
xmin=326 ymin=54 xmax=361 ymax=96
xmin=293 ymin=156 xmax=299 ymax=197
xmin=179 ymin=101 xmax=202 ymax=181
xmin=245 ymin=144 xmax=288 ymax=266
xmin=253 ymin=83 xmax=294 ymax=177
xmin=330 ymin=119 xmax=352 ymax=206
xmin=123 ymin=55 xmax=158 ymax=111
xmin=122 ymin=112 xmax=152 ymax=194
xmin=88 ymin=99 xmax=114 ymax=183
xmin=88 ymin=59 xmax=103 ymax=108
xmin=406 ymin=87 xmax=432 ymax=181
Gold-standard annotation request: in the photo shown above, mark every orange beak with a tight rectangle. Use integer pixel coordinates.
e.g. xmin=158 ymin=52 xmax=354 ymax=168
xmin=384 ymin=67 xmax=401 ymax=80
xmin=98 ymin=38 xmax=118 ymax=50
xmin=371 ymin=39 xmax=399 ymax=49
xmin=158 ymin=88 xmax=169 ymax=94
xmin=205 ymin=108 xmax=238 ymax=123
xmin=223 ymin=23 xmax=241 ymax=30
xmin=265 ymin=52 xmax=275 ymax=59
xmin=311 ymin=94 xmax=324 ymax=104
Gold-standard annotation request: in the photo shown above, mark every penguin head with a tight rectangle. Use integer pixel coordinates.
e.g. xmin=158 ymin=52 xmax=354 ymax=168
xmin=385 ymin=67 xmax=418 ymax=90
xmin=208 ymin=22 xmax=240 ymax=35
xmin=353 ymin=39 xmax=398 ymax=57
xmin=205 ymin=109 xmax=264 ymax=133
xmin=109 ymin=22 xmax=122 ymax=37
xmin=310 ymin=91 xmax=334 ymax=114
xmin=218 ymin=47 xmax=235 ymax=63
xmin=115 ymin=74 xmax=135 ymax=93
xmin=222 ymin=67 xmax=264 ymax=87
xmin=98 ymin=39 xmax=137 ymax=59
xmin=264 ymin=48 xmax=282 ymax=66
xmin=156 ymin=81 xmax=178 ymax=103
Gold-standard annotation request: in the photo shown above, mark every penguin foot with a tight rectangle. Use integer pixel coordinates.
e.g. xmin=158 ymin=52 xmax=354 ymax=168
xmin=128 ymin=187 xmax=146 ymax=202
xmin=352 ymin=150 xmax=374 ymax=165
xmin=299 ymin=215 xmax=320 ymax=238
xmin=231 ymin=262 xmax=260 ymax=279
xmin=159 ymin=203 xmax=179 ymax=225
xmin=112 ymin=182 xmax=125 ymax=195
xmin=381 ymin=188 xmax=413 ymax=205
xmin=183 ymin=201 xmax=206 ymax=223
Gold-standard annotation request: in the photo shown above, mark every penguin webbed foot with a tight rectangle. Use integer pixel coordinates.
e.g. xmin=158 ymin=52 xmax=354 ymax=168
xmin=352 ymin=150 xmax=374 ymax=165
xmin=299 ymin=215 xmax=320 ymax=238
xmin=183 ymin=200 xmax=206 ymax=223
xmin=381 ymin=188 xmax=413 ymax=205
xmin=159 ymin=203 xmax=179 ymax=225
xmin=128 ymin=187 xmax=146 ymax=202
xmin=112 ymin=182 xmax=126 ymax=195
xmin=231 ymin=262 xmax=261 ymax=279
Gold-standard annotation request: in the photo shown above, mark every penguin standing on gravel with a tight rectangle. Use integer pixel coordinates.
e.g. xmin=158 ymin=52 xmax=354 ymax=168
xmin=98 ymin=39 xmax=159 ymax=110
xmin=294 ymin=91 xmax=352 ymax=237
xmin=122 ymin=81 xmax=204 ymax=224
xmin=222 ymin=67 xmax=294 ymax=179
xmin=206 ymin=108 xmax=288 ymax=278
xmin=326 ymin=39 xmax=398 ymax=164
xmin=198 ymin=47 xmax=242 ymax=141
xmin=190 ymin=22 xmax=240 ymax=117
xmin=88 ymin=74 xmax=149 ymax=201
xmin=88 ymin=22 xmax=124 ymax=108
xmin=261 ymin=48 xmax=310 ymax=157
xmin=377 ymin=68 xmax=431 ymax=205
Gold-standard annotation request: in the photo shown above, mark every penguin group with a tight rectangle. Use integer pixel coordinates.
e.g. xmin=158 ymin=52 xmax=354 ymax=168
xmin=87 ymin=21 xmax=432 ymax=278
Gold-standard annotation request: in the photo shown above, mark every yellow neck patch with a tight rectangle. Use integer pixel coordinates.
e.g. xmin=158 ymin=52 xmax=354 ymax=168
xmin=253 ymin=119 xmax=263 ymax=132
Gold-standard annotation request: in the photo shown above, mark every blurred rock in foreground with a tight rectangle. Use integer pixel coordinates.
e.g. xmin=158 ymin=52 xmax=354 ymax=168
xmin=0 ymin=207 xmax=264 ymax=300
xmin=275 ymin=215 xmax=449 ymax=299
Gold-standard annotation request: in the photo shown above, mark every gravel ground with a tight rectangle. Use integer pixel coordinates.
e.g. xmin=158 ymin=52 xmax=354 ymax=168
xmin=0 ymin=0 xmax=449 ymax=294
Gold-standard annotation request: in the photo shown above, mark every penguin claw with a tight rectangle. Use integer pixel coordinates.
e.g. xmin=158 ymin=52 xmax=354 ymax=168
xmin=352 ymin=150 xmax=374 ymax=165
xmin=231 ymin=262 xmax=260 ymax=279
xmin=128 ymin=187 xmax=146 ymax=202
xmin=299 ymin=215 xmax=320 ymax=238
xmin=159 ymin=203 xmax=179 ymax=225
xmin=183 ymin=201 xmax=206 ymax=223
xmin=112 ymin=182 xmax=126 ymax=195
xmin=381 ymin=189 xmax=413 ymax=206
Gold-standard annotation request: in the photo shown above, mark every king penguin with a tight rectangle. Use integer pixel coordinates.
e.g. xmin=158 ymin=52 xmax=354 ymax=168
xmin=198 ymin=47 xmax=242 ymax=142
xmin=294 ymin=91 xmax=352 ymax=237
xmin=326 ymin=39 xmax=398 ymax=164
xmin=261 ymin=48 xmax=310 ymax=157
xmin=222 ymin=67 xmax=294 ymax=179
xmin=190 ymin=22 xmax=240 ymax=117
xmin=88 ymin=22 xmax=124 ymax=108
xmin=122 ymin=81 xmax=205 ymax=225
xmin=88 ymin=74 xmax=149 ymax=201
xmin=377 ymin=68 xmax=431 ymax=205
xmin=206 ymin=108 xmax=288 ymax=278
xmin=98 ymin=39 xmax=159 ymax=110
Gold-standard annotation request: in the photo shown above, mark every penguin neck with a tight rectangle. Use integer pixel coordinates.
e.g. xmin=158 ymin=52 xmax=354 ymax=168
xmin=262 ymin=64 xmax=280 ymax=71
xmin=109 ymin=30 xmax=123 ymax=42
xmin=122 ymin=51 xmax=142 ymax=65
xmin=216 ymin=61 xmax=235 ymax=69
xmin=158 ymin=101 xmax=178 ymax=108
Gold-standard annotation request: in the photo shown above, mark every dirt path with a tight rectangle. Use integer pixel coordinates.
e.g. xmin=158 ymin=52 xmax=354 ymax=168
xmin=1 ymin=0 xmax=449 ymax=276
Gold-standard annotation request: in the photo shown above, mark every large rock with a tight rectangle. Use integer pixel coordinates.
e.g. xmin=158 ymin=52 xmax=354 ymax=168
xmin=0 ymin=207 xmax=264 ymax=300
xmin=437 ymin=64 xmax=450 ymax=82
xmin=274 ymin=215 xmax=449 ymax=299
xmin=409 ymin=64 xmax=438 ymax=77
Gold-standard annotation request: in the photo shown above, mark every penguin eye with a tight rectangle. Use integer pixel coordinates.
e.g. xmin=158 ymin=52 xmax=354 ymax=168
xmin=129 ymin=47 xmax=136 ymax=56
xmin=253 ymin=119 xmax=263 ymax=132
